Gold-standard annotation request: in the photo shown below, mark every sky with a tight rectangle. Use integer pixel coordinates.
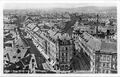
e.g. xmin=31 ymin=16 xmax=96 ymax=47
xmin=4 ymin=3 xmax=116 ymax=9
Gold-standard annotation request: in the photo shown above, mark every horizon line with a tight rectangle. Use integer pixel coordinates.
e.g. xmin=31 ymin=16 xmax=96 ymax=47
xmin=3 ymin=3 xmax=117 ymax=9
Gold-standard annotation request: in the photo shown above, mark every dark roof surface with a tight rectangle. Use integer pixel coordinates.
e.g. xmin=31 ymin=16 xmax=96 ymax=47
xmin=100 ymin=41 xmax=117 ymax=53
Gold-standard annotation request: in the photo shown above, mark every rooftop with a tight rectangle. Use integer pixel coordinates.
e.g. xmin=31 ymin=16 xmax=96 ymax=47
xmin=100 ymin=41 xmax=117 ymax=53
xmin=4 ymin=24 xmax=17 ymax=30
xmin=86 ymin=37 xmax=101 ymax=51
xmin=83 ymin=32 xmax=117 ymax=53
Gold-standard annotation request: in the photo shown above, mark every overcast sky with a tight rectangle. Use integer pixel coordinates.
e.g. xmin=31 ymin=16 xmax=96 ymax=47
xmin=4 ymin=3 xmax=116 ymax=9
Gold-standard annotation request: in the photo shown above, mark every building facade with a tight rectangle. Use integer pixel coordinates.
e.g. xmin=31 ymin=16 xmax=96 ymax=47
xmin=56 ymin=38 xmax=74 ymax=71
xmin=95 ymin=51 xmax=117 ymax=73
xmin=95 ymin=41 xmax=117 ymax=73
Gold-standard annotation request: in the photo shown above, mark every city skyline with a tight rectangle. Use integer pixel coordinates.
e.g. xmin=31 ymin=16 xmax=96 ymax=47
xmin=3 ymin=1 xmax=117 ymax=74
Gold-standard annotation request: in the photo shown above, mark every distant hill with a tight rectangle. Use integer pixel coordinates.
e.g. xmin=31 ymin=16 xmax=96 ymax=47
xmin=4 ymin=6 xmax=117 ymax=15
xmin=49 ymin=6 xmax=116 ymax=14
xmin=49 ymin=6 xmax=117 ymax=18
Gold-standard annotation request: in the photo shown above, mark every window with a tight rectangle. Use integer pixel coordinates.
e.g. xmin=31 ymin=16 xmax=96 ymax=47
xmin=100 ymin=63 xmax=102 ymax=67
xmin=66 ymin=58 xmax=67 ymax=62
xmin=60 ymin=65 xmax=64 ymax=70
xmin=113 ymin=56 xmax=116 ymax=62
xmin=62 ymin=53 xmax=64 ymax=57
xmin=93 ymin=55 xmax=95 ymax=60
xmin=112 ymin=64 xmax=115 ymax=69
xmin=103 ymin=63 xmax=105 ymax=67
xmin=32 ymin=59 xmax=35 ymax=62
xmin=13 ymin=56 xmax=16 ymax=58
xmin=48 ymin=58 xmax=51 ymax=62
xmin=62 ymin=46 xmax=64 ymax=51
xmin=103 ymin=55 xmax=106 ymax=61
xmin=107 ymin=56 xmax=110 ymax=61
xmin=17 ymin=49 xmax=21 ymax=54
xmin=106 ymin=70 xmax=109 ymax=73
xmin=66 ymin=53 xmax=68 ymax=57
xmin=107 ymin=63 xmax=110 ymax=68
xmin=66 ymin=47 xmax=68 ymax=50
xmin=102 ymin=70 xmax=105 ymax=73
xmin=65 ymin=65 xmax=68 ymax=70
xmin=62 ymin=58 xmax=64 ymax=62
xmin=4 ymin=55 xmax=6 ymax=57
xmin=18 ymin=57 xmax=21 ymax=59
xmin=60 ymin=46 xmax=63 ymax=51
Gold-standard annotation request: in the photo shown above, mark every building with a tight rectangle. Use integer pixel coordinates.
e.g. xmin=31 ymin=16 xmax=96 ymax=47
xmin=107 ymin=25 xmax=117 ymax=35
xmin=74 ymin=32 xmax=117 ymax=73
xmin=45 ymin=38 xmax=57 ymax=66
xmin=26 ymin=22 xmax=57 ymax=66
xmin=111 ymin=53 xmax=117 ymax=73
xmin=95 ymin=41 xmax=117 ymax=73
xmin=56 ymin=37 xmax=74 ymax=71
